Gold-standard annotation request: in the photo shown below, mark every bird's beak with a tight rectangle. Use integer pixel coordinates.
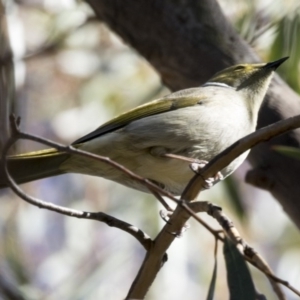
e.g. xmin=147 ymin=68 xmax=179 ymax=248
xmin=264 ymin=57 xmax=289 ymax=70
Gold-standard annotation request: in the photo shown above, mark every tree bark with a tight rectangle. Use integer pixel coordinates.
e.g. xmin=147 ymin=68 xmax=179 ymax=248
xmin=0 ymin=2 xmax=14 ymax=151
xmin=85 ymin=0 xmax=300 ymax=228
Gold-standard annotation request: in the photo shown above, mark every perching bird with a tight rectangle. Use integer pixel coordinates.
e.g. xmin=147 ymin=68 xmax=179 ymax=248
xmin=0 ymin=58 xmax=288 ymax=194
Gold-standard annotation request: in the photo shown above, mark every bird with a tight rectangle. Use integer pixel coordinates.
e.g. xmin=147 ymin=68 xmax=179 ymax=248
xmin=0 ymin=57 xmax=288 ymax=195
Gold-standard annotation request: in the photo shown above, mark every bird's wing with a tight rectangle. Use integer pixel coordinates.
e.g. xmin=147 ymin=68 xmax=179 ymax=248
xmin=73 ymin=88 xmax=205 ymax=144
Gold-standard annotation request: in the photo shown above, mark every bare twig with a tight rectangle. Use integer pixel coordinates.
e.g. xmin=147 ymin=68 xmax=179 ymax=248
xmin=5 ymin=115 xmax=179 ymax=202
xmin=3 ymin=114 xmax=300 ymax=299
xmin=23 ymin=16 xmax=98 ymax=61
xmin=128 ymin=114 xmax=300 ymax=299
xmin=207 ymin=204 xmax=287 ymax=299
xmin=183 ymin=114 xmax=300 ymax=201
xmin=85 ymin=0 xmax=300 ymax=231
xmin=2 ymin=116 xmax=154 ymax=250
xmin=185 ymin=201 xmax=300 ymax=297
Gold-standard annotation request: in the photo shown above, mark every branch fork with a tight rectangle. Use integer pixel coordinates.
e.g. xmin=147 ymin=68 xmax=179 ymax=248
xmin=3 ymin=114 xmax=300 ymax=299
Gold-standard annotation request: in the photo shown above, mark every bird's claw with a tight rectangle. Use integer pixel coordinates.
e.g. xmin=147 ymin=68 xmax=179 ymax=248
xmin=167 ymin=223 xmax=190 ymax=238
xmin=190 ymin=161 xmax=223 ymax=189
xmin=160 ymin=209 xmax=190 ymax=237
xmin=159 ymin=209 xmax=173 ymax=224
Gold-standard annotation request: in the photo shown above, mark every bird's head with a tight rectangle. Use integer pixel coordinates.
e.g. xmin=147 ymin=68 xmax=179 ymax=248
xmin=207 ymin=57 xmax=288 ymax=116
xmin=204 ymin=57 xmax=288 ymax=123
xmin=209 ymin=57 xmax=288 ymax=91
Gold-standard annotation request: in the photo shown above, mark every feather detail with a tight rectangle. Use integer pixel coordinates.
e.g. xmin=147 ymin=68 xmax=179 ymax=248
xmin=73 ymin=90 xmax=206 ymax=144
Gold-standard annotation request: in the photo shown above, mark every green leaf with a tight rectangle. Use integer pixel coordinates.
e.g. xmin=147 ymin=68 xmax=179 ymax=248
xmin=223 ymin=238 xmax=256 ymax=300
xmin=223 ymin=176 xmax=246 ymax=221
xmin=206 ymin=238 xmax=218 ymax=300
xmin=273 ymin=145 xmax=300 ymax=160
xmin=268 ymin=8 xmax=300 ymax=94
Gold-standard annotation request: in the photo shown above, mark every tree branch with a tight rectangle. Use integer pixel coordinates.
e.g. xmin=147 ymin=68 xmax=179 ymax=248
xmin=2 ymin=116 xmax=158 ymax=251
xmin=0 ymin=1 xmax=14 ymax=151
xmin=85 ymin=0 xmax=300 ymax=229
xmin=4 ymin=113 xmax=300 ymax=299
xmin=127 ymin=114 xmax=300 ymax=299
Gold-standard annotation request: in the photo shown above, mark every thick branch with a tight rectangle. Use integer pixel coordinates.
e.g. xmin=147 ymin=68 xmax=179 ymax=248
xmin=85 ymin=0 xmax=300 ymax=228
xmin=127 ymin=115 xmax=300 ymax=299
xmin=5 ymin=114 xmax=300 ymax=299
xmin=184 ymin=115 xmax=300 ymax=200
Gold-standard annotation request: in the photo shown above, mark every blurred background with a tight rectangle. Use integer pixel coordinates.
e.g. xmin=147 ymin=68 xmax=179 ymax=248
xmin=0 ymin=0 xmax=300 ymax=299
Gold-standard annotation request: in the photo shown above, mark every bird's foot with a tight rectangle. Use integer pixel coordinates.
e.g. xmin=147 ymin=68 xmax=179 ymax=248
xmin=159 ymin=209 xmax=173 ymax=224
xmin=159 ymin=209 xmax=190 ymax=237
xmin=190 ymin=161 xmax=223 ymax=189
xmin=159 ymin=152 xmax=223 ymax=189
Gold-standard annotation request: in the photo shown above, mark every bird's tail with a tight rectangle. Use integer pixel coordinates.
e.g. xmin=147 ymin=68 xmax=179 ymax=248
xmin=0 ymin=148 xmax=69 ymax=188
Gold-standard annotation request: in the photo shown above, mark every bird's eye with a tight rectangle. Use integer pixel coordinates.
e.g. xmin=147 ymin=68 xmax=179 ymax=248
xmin=234 ymin=65 xmax=246 ymax=71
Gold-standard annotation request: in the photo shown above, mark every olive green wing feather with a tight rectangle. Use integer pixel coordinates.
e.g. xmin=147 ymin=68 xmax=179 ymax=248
xmin=73 ymin=88 xmax=205 ymax=144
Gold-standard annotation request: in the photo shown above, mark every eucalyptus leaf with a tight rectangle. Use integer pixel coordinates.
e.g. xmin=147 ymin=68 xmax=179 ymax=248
xmin=223 ymin=238 xmax=256 ymax=300
xmin=273 ymin=145 xmax=300 ymax=160
xmin=223 ymin=176 xmax=246 ymax=221
xmin=269 ymin=8 xmax=300 ymax=93
xmin=206 ymin=239 xmax=218 ymax=300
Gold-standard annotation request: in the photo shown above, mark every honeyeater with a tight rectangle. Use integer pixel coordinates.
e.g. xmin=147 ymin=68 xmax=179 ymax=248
xmin=0 ymin=58 xmax=288 ymax=194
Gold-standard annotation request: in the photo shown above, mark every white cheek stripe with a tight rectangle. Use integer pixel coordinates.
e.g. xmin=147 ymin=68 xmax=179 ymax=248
xmin=202 ymin=82 xmax=233 ymax=89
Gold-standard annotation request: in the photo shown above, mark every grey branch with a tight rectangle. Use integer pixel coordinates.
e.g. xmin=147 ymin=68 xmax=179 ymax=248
xmin=127 ymin=114 xmax=300 ymax=299
xmin=2 ymin=116 xmax=154 ymax=251
xmin=4 ymin=111 xmax=300 ymax=299
xmin=184 ymin=115 xmax=300 ymax=200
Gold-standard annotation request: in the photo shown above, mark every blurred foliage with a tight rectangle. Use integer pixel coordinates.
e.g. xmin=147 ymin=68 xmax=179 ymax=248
xmin=223 ymin=238 xmax=257 ymax=300
xmin=206 ymin=238 xmax=218 ymax=300
xmin=232 ymin=0 xmax=300 ymax=93
xmin=268 ymin=7 xmax=300 ymax=93
xmin=0 ymin=0 xmax=300 ymax=299
xmin=274 ymin=145 xmax=300 ymax=160
xmin=223 ymin=176 xmax=246 ymax=222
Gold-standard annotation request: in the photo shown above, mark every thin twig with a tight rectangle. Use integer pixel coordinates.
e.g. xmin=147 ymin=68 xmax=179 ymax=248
xmin=3 ymin=115 xmax=300 ymax=299
xmin=207 ymin=204 xmax=287 ymax=299
xmin=128 ymin=114 xmax=300 ymax=299
xmin=2 ymin=116 xmax=153 ymax=250
xmin=6 ymin=115 xmax=179 ymax=202
xmin=183 ymin=114 xmax=300 ymax=201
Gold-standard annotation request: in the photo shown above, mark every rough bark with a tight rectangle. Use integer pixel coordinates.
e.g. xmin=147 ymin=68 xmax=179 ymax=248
xmin=0 ymin=2 xmax=14 ymax=151
xmin=85 ymin=0 xmax=300 ymax=228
